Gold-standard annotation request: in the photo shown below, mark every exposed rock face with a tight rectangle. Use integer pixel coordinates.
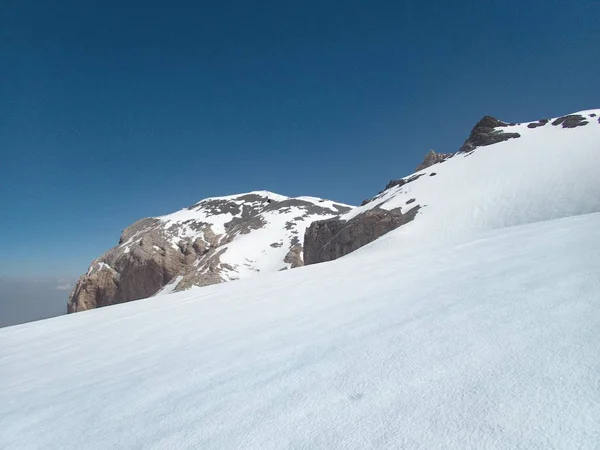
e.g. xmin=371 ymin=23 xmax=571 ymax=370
xmin=283 ymin=244 xmax=304 ymax=269
xmin=68 ymin=223 xmax=191 ymax=312
xmin=68 ymin=192 xmax=352 ymax=312
xmin=415 ymin=150 xmax=453 ymax=171
xmin=380 ymin=174 xmax=425 ymax=195
xmin=551 ymin=114 xmax=588 ymax=128
xmin=459 ymin=115 xmax=521 ymax=152
xmin=527 ymin=119 xmax=549 ymax=129
xmin=304 ymin=206 xmax=420 ymax=265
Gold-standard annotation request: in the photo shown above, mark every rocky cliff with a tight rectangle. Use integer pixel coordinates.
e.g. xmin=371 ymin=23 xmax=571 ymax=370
xmin=458 ymin=115 xmax=521 ymax=152
xmin=303 ymin=206 xmax=420 ymax=265
xmin=68 ymin=192 xmax=352 ymax=312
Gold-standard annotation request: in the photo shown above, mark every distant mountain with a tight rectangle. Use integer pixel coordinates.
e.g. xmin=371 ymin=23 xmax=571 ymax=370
xmin=68 ymin=192 xmax=352 ymax=312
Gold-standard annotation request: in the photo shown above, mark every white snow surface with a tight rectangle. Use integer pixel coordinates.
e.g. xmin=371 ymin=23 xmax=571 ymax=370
xmin=154 ymin=275 xmax=184 ymax=296
xmin=2 ymin=212 xmax=600 ymax=449
xmin=345 ymin=109 xmax=600 ymax=253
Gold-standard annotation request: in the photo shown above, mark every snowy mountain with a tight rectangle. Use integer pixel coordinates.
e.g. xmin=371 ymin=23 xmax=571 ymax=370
xmin=70 ymin=109 xmax=600 ymax=314
xmin=304 ymin=109 xmax=600 ymax=263
xmin=2 ymin=108 xmax=600 ymax=448
xmin=68 ymin=192 xmax=352 ymax=312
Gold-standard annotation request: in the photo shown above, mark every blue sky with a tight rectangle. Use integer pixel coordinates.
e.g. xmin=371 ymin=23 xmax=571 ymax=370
xmin=2 ymin=0 xmax=599 ymax=281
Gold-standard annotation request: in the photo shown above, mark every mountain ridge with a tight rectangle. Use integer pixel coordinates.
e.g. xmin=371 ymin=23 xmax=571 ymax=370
xmin=69 ymin=108 xmax=600 ymax=312
xmin=303 ymin=108 xmax=600 ymax=263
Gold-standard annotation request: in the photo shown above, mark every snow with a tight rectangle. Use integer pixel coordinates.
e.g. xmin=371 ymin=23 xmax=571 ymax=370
xmin=86 ymin=262 xmax=114 ymax=276
xmin=199 ymin=190 xmax=289 ymax=203
xmin=212 ymin=195 xmax=352 ymax=279
xmin=153 ymin=192 xmax=285 ymax=249
xmin=218 ymin=204 xmax=314 ymax=278
xmin=154 ymin=275 xmax=184 ymax=296
xmin=295 ymin=196 xmax=353 ymax=212
xmin=1 ymin=212 xmax=600 ymax=449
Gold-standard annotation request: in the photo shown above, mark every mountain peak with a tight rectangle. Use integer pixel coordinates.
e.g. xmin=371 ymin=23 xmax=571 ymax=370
xmin=68 ymin=190 xmax=353 ymax=312
xmin=198 ymin=190 xmax=289 ymax=204
xmin=459 ymin=115 xmax=521 ymax=153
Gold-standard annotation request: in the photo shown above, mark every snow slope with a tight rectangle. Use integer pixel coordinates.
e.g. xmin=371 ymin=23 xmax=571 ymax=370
xmin=2 ymin=212 xmax=600 ymax=449
xmin=345 ymin=109 xmax=600 ymax=252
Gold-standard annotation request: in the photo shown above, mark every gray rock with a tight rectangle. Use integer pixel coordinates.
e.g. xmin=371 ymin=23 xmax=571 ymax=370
xmin=459 ymin=115 xmax=521 ymax=153
xmin=552 ymin=115 xmax=588 ymax=128
xmin=380 ymin=173 xmax=425 ymax=194
xmin=303 ymin=206 xmax=420 ymax=265
xmin=415 ymin=150 xmax=453 ymax=171
xmin=283 ymin=244 xmax=304 ymax=269
xmin=527 ymin=119 xmax=549 ymax=129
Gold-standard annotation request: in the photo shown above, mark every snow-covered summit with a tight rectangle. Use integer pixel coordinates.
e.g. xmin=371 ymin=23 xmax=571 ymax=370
xmin=69 ymin=191 xmax=353 ymax=312
xmin=303 ymin=109 xmax=600 ymax=263
xmin=360 ymin=108 xmax=600 ymax=248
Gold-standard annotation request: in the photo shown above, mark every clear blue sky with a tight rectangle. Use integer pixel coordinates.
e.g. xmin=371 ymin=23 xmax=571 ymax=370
xmin=2 ymin=0 xmax=599 ymax=279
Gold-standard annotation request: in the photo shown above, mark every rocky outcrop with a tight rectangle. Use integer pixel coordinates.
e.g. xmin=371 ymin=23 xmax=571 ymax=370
xmin=527 ymin=119 xmax=549 ymax=129
xmin=380 ymin=174 xmax=425 ymax=194
xmin=68 ymin=192 xmax=352 ymax=313
xmin=459 ymin=115 xmax=521 ymax=153
xmin=303 ymin=206 xmax=420 ymax=265
xmin=68 ymin=223 xmax=196 ymax=312
xmin=551 ymin=114 xmax=588 ymax=128
xmin=283 ymin=244 xmax=304 ymax=269
xmin=415 ymin=150 xmax=453 ymax=171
